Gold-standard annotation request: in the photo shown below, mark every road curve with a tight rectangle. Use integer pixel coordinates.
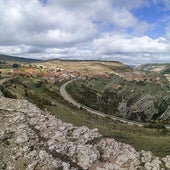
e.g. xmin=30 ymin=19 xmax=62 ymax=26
xmin=60 ymin=80 xmax=170 ymax=129
xmin=60 ymin=79 xmax=146 ymax=127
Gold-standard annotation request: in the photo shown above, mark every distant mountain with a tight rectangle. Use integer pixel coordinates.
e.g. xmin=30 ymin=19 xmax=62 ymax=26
xmin=0 ymin=54 xmax=41 ymax=63
xmin=127 ymin=64 xmax=137 ymax=68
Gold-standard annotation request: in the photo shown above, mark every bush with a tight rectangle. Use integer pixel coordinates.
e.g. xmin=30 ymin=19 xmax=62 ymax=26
xmin=1 ymin=88 xmax=17 ymax=99
xmin=145 ymin=122 xmax=166 ymax=129
xmin=12 ymin=63 xmax=20 ymax=69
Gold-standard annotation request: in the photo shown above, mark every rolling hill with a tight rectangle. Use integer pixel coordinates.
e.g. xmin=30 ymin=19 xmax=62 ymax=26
xmin=136 ymin=63 xmax=170 ymax=81
xmin=0 ymin=54 xmax=41 ymax=63
xmin=37 ymin=60 xmax=133 ymax=75
xmin=136 ymin=63 xmax=170 ymax=74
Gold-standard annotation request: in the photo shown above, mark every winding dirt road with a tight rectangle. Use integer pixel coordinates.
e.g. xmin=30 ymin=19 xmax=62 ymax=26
xmin=60 ymin=79 xmax=145 ymax=127
xmin=60 ymin=80 xmax=170 ymax=129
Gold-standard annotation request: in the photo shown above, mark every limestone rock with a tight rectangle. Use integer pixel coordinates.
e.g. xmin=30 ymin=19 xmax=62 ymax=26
xmin=0 ymin=92 xmax=169 ymax=169
xmin=130 ymin=95 xmax=158 ymax=122
xmin=159 ymin=105 xmax=170 ymax=123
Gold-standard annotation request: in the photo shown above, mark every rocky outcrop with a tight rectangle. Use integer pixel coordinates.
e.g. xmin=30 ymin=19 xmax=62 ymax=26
xmin=0 ymin=92 xmax=170 ymax=169
xmin=159 ymin=96 xmax=170 ymax=123
xmin=118 ymin=95 xmax=158 ymax=122
xmin=159 ymin=105 xmax=170 ymax=122
xmin=129 ymin=95 xmax=158 ymax=122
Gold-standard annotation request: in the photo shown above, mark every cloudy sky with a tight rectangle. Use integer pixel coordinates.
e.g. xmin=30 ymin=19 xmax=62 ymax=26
xmin=0 ymin=0 xmax=170 ymax=64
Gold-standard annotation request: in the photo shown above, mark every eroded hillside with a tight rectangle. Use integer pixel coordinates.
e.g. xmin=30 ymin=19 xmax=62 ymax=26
xmin=136 ymin=63 xmax=170 ymax=81
xmin=67 ymin=73 xmax=170 ymax=123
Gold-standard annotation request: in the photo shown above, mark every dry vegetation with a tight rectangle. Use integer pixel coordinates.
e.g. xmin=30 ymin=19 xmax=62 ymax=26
xmin=165 ymin=74 xmax=170 ymax=81
xmin=38 ymin=60 xmax=131 ymax=74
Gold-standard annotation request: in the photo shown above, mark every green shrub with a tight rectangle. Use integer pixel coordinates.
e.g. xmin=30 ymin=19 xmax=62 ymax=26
xmin=145 ymin=122 xmax=166 ymax=129
xmin=12 ymin=63 xmax=20 ymax=69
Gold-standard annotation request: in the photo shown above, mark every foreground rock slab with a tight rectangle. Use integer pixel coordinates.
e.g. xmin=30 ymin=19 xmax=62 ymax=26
xmin=0 ymin=94 xmax=169 ymax=170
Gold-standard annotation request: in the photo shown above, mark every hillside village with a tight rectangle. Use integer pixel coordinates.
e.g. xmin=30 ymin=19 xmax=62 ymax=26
xmin=0 ymin=62 xmax=111 ymax=83
xmin=0 ymin=60 xmax=168 ymax=85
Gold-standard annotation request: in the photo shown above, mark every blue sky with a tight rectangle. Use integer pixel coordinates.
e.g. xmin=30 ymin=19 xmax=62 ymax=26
xmin=0 ymin=0 xmax=170 ymax=64
xmin=132 ymin=1 xmax=167 ymax=38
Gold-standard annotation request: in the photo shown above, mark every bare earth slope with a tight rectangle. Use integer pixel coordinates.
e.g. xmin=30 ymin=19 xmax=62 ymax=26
xmin=38 ymin=60 xmax=132 ymax=75
xmin=0 ymin=92 xmax=170 ymax=169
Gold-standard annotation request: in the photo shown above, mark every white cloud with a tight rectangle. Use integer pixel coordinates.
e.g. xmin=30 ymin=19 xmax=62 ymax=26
xmin=93 ymin=34 xmax=170 ymax=54
xmin=0 ymin=0 xmax=98 ymax=46
xmin=0 ymin=0 xmax=169 ymax=64
xmin=92 ymin=34 xmax=170 ymax=64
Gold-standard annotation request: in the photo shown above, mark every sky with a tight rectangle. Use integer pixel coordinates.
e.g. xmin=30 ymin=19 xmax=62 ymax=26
xmin=0 ymin=0 xmax=170 ymax=64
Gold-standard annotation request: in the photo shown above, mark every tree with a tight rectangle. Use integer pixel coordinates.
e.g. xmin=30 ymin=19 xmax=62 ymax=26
xmin=12 ymin=63 xmax=20 ymax=69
